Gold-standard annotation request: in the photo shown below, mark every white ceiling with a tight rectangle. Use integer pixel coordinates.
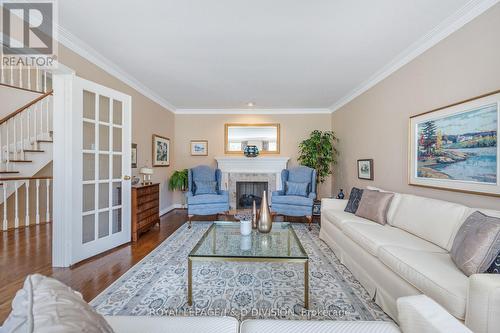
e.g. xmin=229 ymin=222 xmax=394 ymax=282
xmin=57 ymin=0 xmax=495 ymax=113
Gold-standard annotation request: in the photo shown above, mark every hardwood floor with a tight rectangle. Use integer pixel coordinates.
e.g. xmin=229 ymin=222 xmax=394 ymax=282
xmin=0 ymin=209 xmax=188 ymax=323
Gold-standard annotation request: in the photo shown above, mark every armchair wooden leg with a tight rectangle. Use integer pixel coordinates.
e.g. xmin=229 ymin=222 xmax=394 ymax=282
xmin=306 ymin=216 xmax=312 ymax=231
xmin=188 ymin=215 xmax=194 ymax=229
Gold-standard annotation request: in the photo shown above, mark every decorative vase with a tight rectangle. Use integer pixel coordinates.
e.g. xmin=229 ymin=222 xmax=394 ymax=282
xmin=240 ymin=220 xmax=252 ymax=236
xmin=258 ymin=191 xmax=272 ymax=233
xmin=252 ymin=200 xmax=258 ymax=229
xmin=337 ymin=189 xmax=345 ymax=199
xmin=243 ymin=145 xmax=259 ymax=157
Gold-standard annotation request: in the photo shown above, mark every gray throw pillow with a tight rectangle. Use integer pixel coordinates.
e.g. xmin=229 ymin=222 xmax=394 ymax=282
xmin=451 ymin=211 xmax=500 ymax=277
xmin=285 ymin=181 xmax=309 ymax=197
xmin=344 ymin=187 xmax=363 ymax=214
xmin=194 ymin=180 xmax=217 ymax=195
xmin=354 ymin=189 xmax=394 ymax=225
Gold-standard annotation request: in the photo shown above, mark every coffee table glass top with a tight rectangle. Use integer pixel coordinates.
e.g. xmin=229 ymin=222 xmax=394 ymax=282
xmin=189 ymin=222 xmax=308 ymax=259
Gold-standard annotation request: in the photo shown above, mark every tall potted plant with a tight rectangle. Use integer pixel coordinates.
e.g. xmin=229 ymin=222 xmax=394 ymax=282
xmin=298 ymin=130 xmax=339 ymax=198
xmin=169 ymin=169 xmax=189 ymax=208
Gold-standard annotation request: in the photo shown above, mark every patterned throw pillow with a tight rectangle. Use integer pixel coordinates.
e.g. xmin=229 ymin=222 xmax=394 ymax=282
xmin=487 ymin=253 xmax=500 ymax=273
xmin=285 ymin=181 xmax=309 ymax=197
xmin=194 ymin=180 xmax=217 ymax=195
xmin=344 ymin=187 xmax=363 ymax=214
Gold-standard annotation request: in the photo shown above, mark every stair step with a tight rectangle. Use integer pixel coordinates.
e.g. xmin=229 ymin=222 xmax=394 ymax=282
xmin=0 ymin=171 xmax=20 ymax=174
xmin=23 ymin=149 xmax=45 ymax=153
xmin=37 ymin=140 xmax=53 ymax=143
xmin=9 ymin=160 xmax=33 ymax=163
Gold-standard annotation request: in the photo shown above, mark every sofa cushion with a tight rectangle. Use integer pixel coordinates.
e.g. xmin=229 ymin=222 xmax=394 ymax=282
xmin=378 ymin=246 xmax=468 ymax=319
xmin=389 ymin=194 xmax=470 ymax=251
xmin=272 ymin=194 xmax=313 ymax=207
xmin=342 ymin=223 xmax=447 ymax=257
xmin=322 ymin=209 xmax=374 ymax=231
xmin=2 ymin=274 xmax=114 ymax=333
xmin=344 ymin=187 xmax=363 ymax=213
xmin=240 ymin=319 xmax=400 ymax=333
xmin=366 ymin=186 xmax=402 ymax=225
xmin=188 ymin=193 xmax=228 ymax=205
xmin=450 ymin=211 xmax=500 ymax=276
xmin=355 ymin=189 xmax=394 ymax=225
xmin=105 ymin=316 xmax=239 ymax=333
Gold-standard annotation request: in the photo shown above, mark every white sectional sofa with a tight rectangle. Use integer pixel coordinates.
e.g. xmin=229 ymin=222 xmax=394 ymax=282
xmin=319 ymin=189 xmax=500 ymax=333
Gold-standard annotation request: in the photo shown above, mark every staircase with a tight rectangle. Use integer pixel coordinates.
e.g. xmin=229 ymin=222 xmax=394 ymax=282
xmin=0 ymin=64 xmax=53 ymax=230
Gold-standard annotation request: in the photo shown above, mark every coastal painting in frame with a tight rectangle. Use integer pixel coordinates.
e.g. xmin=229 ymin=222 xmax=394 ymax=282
xmin=409 ymin=91 xmax=500 ymax=196
xmin=190 ymin=140 xmax=208 ymax=156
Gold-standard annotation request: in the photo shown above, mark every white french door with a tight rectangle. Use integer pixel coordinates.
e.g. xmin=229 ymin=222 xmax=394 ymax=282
xmin=70 ymin=77 xmax=131 ymax=264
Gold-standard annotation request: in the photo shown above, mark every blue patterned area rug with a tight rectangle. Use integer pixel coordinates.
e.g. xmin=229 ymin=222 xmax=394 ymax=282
xmin=91 ymin=222 xmax=391 ymax=321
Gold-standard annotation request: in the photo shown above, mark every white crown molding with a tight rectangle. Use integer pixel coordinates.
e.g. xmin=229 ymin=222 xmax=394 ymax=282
xmin=330 ymin=0 xmax=500 ymax=113
xmin=175 ymin=108 xmax=332 ymax=115
xmin=55 ymin=24 xmax=178 ymax=113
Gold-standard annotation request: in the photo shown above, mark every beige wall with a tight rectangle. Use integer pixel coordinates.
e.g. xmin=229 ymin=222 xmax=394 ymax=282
xmin=174 ymin=114 xmax=333 ymax=202
xmin=331 ymin=4 xmax=500 ymax=210
xmin=58 ymin=46 xmax=176 ymax=213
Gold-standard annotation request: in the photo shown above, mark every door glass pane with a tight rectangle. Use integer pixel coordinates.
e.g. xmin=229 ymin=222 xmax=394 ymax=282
xmin=112 ymin=182 xmax=122 ymax=206
xmin=82 ymin=214 xmax=95 ymax=243
xmin=83 ymin=91 xmax=96 ymax=119
xmin=83 ymin=122 xmax=95 ymax=150
xmin=99 ymin=96 xmax=110 ymax=123
xmin=99 ymin=125 xmax=110 ymax=151
xmin=112 ymin=208 xmax=122 ymax=234
xmin=113 ymin=100 xmax=122 ymax=125
xmin=98 ymin=212 xmax=109 ymax=238
xmin=83 ymin=153 xmax=95 ymax=181
xmin=99 ymin=154 xmax=109 ymax=179
xmin=83 ymin=184 xmax=95 ymax=212
xmin=99 ymin=183 xmax=109 ymax=209
xmin=113 ymin=127 xmax=122 ymax=152
xmin=113 ymin=155 xmax=121 ymax=179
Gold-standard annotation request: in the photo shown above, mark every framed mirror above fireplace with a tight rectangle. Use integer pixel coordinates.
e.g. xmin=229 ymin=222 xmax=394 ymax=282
xmin=224 ymin=123 xmax=280 ymax=154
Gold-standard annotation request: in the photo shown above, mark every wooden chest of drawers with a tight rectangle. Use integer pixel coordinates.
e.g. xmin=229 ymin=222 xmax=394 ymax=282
xmin=132 ymin=183 xmax=160 ymax=242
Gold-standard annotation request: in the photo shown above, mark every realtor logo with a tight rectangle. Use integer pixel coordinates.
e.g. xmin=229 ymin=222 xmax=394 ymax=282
xmin=1 ymin=0 xmax=57 ymax=68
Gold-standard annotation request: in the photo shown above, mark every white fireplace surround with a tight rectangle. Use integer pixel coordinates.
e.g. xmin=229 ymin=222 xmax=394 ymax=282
xmin=215 ymin=156 xmax=290 ymax=209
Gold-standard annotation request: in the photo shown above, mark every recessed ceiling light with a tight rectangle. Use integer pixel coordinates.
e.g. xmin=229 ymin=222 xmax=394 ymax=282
xmin=247 ymin=102 xmax=255 ymax=107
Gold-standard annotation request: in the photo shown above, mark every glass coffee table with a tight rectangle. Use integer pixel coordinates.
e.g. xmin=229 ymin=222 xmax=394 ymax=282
xmin=188 ymin=222 xmax=309 ymax=308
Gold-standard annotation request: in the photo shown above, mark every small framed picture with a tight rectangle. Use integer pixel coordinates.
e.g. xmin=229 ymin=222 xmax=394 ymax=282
xmin=131 ymin=143 xmax=137 ymax=168
xmin=152 ymin=134 xmax=170 ymax=167
xmin=190 ymin=140 xmax=208 ymax=156
xmin=357 ymin=159 xmax=374 ymax=180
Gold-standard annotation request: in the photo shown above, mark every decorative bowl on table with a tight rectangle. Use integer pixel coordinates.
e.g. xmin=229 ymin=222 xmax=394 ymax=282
xmin=243 ymin=145 xmax=259 ymax=157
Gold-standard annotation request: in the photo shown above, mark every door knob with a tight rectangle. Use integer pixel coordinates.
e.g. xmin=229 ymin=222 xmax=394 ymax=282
xmin=123 ymin=175 xmax=131 ymax=180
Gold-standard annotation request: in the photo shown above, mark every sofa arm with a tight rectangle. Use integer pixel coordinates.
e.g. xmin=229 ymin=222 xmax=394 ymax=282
xmin=398 ymin=295 xmax=472 ymax=333
xmin=272 ymin=190 xmax=284 ymax=196
xmin=466 ymin=274 xmax=500 ymax=333
xmin=321 ymin=198 xmax=348 ymax=211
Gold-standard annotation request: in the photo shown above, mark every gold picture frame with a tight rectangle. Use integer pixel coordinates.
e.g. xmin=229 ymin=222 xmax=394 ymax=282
xmin=190 ymin=140 xmax=208 ymax=156
xmin=224 ymin=123 xmax=280 ymax=154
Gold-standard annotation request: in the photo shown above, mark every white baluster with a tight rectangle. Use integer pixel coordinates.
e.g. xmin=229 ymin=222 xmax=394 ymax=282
xmin=6 ymin=119 xmax=10 ymax=169
xmin=10 ymin=66 xmax=14 ymax=86
xmin=20 ymin=113 xmax=24 ymax=159
xmin=2 ymin=183 xmax=7 ymax=231
xmin=36 ymin=68 xmax=40 ymax=91
xmin=0 ymin=122 xmax=3 ymax=167
xmin=27 ymin=107 xmax=31 ymax=148
xmin=34 ymin=103 xmax=38 ymax=145
xmin=36 ymin=179 xmax=40 ymax=224
xmin=27 ymin=67 xmax=31 ymax=90
xmin=25 ymin=180 xmax=30 ymax=226
xmin=43 ymin=71 xmax=47 ymax=93
xmin=46 ymin=179 xmax=50 ymax=222
xmin=14 ymin=180 xmax=19 ymax=228
xmin=46 ymin=98 xmax=50 ymax=139
xmin=18 ymin=64 xmax=23 ymax=89
xmin=13 ymin=117 xmax=17 ymax=161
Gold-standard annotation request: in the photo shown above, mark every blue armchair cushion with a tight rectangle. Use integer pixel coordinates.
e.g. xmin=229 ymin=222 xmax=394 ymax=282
xmin=194 ymin=180 xmax=217 ymax=195
xmin=272 ymin=194 xmax=313 ymax=207
xmin=188 ymin=193 xmax=228 ymax=205
xmin=285 ymin=181 xmax=309 ymax=197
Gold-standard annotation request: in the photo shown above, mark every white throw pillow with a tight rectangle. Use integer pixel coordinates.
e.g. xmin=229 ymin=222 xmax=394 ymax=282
xmin=1 ymin=274 xmax=114 ymax=333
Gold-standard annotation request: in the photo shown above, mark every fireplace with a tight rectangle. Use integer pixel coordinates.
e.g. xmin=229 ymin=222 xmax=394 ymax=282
xmin=236 ymin=181 xmax=268 ymax=209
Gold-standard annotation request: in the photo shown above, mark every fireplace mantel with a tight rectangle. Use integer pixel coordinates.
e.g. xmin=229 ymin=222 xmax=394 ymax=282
xmin=215 ymin=156 xmax=290 ymax=209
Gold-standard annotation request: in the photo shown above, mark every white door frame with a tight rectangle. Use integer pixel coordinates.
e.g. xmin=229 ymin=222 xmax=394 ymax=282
xmin=52 ymin=73 xmax=132 ymax=267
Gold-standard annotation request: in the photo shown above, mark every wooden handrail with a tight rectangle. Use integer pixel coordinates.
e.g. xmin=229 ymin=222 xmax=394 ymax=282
xmin=0 ymin=90 xmax=53 ymax=125
xmin=0 ymin=176 xmax=52 ymax=181
xmin=0 ymin=82 xmax=46 ymax=95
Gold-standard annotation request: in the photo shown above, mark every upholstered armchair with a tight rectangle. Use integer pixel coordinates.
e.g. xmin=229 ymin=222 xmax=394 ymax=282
xmin=271 ymin=166 xmax=317 ymax=230
xmin=185 ymin=165 xmax=229 ymax=228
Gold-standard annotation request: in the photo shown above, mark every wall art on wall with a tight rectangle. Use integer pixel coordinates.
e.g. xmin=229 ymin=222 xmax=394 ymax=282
xmin=131 ymin=143 xmax=137 ymax=168
xmin=152 ymin=134 xmax=170 ymax=167
xmin=357 ymin=159 xmax=374 ymax=180
xmin=190 ymin=140 xmax=208 ymax=156
xmin=409 ymin=90 xmax=499 ymax=196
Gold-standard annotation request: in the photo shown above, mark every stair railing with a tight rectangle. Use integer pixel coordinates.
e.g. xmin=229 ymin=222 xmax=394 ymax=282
xmin=0 ymin=63 xmax=52 ymax=93
xmin=0 ymin=176 xmax=52 ymax=230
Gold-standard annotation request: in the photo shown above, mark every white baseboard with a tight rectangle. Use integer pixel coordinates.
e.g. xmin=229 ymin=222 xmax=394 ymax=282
xmin=160 ymin=204 xmax=183 ymax=217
